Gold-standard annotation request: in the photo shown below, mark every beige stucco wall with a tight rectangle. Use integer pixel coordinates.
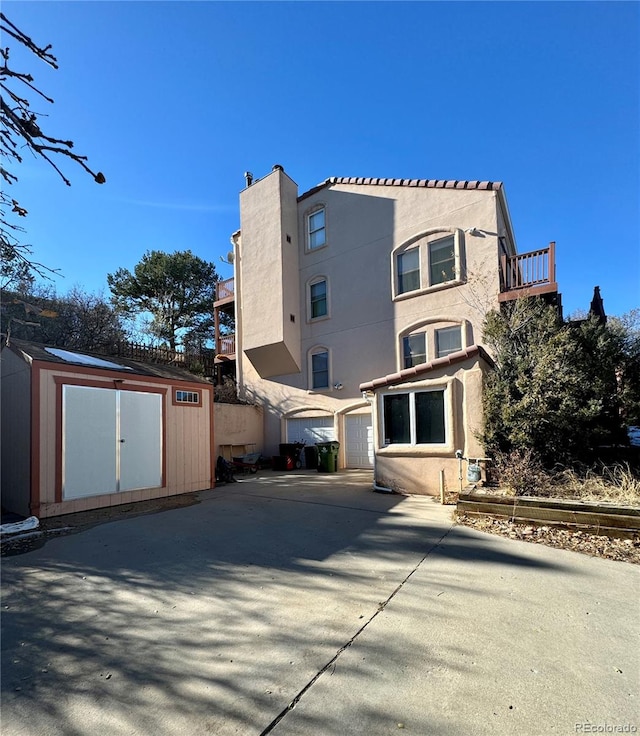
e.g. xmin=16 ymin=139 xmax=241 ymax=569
xmin=1 ymin=348 xmax=32 ymax=516
xmin=34 ymin=365 xmax=213 ymax=518
xmin=372 ymin=357 xmax=489 ymax=495
xmin=214 ymin=402 xmax=264 ymax=458
xmin=239 ymin=167 xmax=301 ymax=377
xmin=236 ymin=175 xmax=507 ymax=461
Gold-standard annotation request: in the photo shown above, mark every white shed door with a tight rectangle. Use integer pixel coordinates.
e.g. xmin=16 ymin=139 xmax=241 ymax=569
xmin=63 ymin=385 xmax=162 ymax=499
xmin=119 ymin=391 xmax=162 ymax=491
xmin=345 ymin=414 xmax=374 ymax=469
xmin=63 ymin=385 xmax=118 ymax=499
xmin=286 ymin=416 xmax=335 ymax=445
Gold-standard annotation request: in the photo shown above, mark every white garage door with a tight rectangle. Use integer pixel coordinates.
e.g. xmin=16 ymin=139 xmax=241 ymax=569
xmin=286 ymin=416 xmax=335 ymax=445
xmin=345 ymin=413 xmax=374 ymax=469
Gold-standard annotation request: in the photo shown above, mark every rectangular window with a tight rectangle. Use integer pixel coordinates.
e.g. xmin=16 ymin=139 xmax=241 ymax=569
xmin=311 ymin=351 xmax=329 ymax=389
xmin=383 ymin=394 xmax=410 ymax=444
xmin=310 ymin=280 xmax=327 ymax=318
xmin=383 ymin=389 xmax=445 ymax=445
xmin=308 ymin=209 xmax=326 ymax=249
xmin=436 ymin=326 xmax=462 ymax=357
xmin=175 ymin=390 xmax=200 ymax=404
xmin=397 ymin=248 xmax=420 ymax=294
xmin=429 ymin=236 xmax=456 ymax=285
xmin=403 ymin=333 xmax=426 ymax=368
xmin=415 ymin=391 xmax=445 ymax=443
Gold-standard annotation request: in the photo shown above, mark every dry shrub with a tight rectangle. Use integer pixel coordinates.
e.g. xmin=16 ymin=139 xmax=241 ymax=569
xmin=549 ymin=464 xmax=640 ymax=506
xmin=492 ymin=450 xmax=640 ymax=506
xmin=492 ymin=449 xmax=551 ymax=497
xmin=214 ymin=376 xmax=241 ymax=403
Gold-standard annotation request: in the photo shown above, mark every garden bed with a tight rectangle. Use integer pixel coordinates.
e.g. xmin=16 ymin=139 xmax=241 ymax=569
xmin=457 ymin=492 xmax=640 ymax=538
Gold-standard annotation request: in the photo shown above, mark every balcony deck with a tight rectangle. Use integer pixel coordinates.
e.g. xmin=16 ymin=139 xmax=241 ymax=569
xmin=214 ymin=277 xmax=235 ymax=307
xmin=498 ymin=241 xmax=559 ymax=302
xmin=215 ymin=333 xmax=236 ymax=362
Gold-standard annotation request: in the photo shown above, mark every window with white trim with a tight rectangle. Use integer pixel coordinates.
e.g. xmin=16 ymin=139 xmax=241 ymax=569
xmin=310 ymin=348 xmax=330 ymax=390
xmin=402 ymin=332 xmax=426 ymax=368
xmin=382 ymin=389 xmax=445 ymax=445
xmin=436 ymin=325 xmax=462 ymax=357
xmin=175 ymin=390 xmax=200 ymax=404
xmin=393 ymin=230 xmax=463 ymax=298
xmin=309 ymin=278 xmax=328 ymax=319
xmin=307 ymin=207 xmax=326 ymax=250
xmin=397 ymin=248 xmax=420 ymax=294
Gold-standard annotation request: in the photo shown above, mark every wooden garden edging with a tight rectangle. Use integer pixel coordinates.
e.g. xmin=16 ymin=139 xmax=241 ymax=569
xmin=457 ymin=492 xmax=640 ymax=538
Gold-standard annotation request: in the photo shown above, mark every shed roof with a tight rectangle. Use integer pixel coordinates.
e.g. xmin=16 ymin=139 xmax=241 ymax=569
xmin=359 ymin=345 xmax=494 ymax=392
xmin=3 ymin=339 xmax=212 ymax=384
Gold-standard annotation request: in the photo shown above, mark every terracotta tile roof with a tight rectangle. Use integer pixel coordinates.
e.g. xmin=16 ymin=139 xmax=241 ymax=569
xmin=299 ymin=177 xmax=503 ymax=201
xmin=358 ymin=345 xmax=494 ymax=392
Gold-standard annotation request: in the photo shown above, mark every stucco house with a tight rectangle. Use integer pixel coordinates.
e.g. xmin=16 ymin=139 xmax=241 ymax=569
xmin=213 ymin=166 xmax=559 ymax=494
xmin=1 ymin=339 xmax=215 ymax=518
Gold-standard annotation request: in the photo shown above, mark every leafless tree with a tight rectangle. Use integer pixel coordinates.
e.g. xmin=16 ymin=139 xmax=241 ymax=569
xmin=0 ymin=13 xmax=105 ymax=286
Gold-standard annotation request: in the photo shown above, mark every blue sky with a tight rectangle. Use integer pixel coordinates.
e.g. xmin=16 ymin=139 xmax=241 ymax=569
xmin=4 ymin=1 xmax=639 ymax=317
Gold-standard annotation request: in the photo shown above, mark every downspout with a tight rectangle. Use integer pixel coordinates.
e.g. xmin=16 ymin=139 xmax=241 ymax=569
xmin=230 ymin=231 xmax=243 ymax=400
xmin=363 ymin=390 xmax=394 ymax=493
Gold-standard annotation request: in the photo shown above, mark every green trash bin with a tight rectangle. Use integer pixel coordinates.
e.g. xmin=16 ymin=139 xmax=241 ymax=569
xmin=316 ymin=442 xmax=340 ymax=473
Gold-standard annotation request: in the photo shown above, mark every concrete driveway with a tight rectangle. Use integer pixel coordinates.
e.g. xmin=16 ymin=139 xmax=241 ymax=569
xmin=2 ymin=470 xmax=638 ymax=736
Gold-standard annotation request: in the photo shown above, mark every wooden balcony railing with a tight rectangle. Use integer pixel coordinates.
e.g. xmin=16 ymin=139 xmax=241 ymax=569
xmin=215 ymin=277 xmax=234 ymax=303
xmin=499 ymin=242 xmax=558 ymax=302
xmin=216 ymin=333 xmax=235 ymax=358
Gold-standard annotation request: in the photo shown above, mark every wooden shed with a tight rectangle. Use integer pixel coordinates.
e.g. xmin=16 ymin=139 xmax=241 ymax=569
xmin=1 ymin=339 xmax=215 ymax=519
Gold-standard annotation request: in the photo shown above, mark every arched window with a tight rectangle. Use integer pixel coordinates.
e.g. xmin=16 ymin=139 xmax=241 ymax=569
xmin=309 ymin=346 xmax=330 ymax=390
xmin=393 ymin=228 xmax=464 ymax=298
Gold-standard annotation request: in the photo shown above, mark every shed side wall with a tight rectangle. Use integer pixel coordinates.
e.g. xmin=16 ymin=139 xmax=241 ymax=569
xmin=1 ymin=349 xmax=32 ymax=516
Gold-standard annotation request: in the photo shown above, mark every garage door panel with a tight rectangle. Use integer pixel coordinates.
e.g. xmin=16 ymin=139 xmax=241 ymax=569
xmin=346 ymin=414 xmax=373 ymax=469
xmin=286 ymin=417 xmax=335 ymax=445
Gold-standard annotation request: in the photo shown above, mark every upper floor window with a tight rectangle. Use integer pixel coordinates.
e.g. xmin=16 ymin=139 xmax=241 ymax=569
xmin=310 ymin=279 xmax=328 ymax=319
xmin=307 ymin=207 xmax=326 ymax=250
xmin=310 ymin=348 xmax=330 ymax=390
xmin=393 ymin=229 xmax=464 ymax=299
xmin=403 ymin=332 xmax=426 ymax=368
xmin=382 ymin=389 xmax=445 ymax=446
xmin=429 ymin=236 xmax=456 ymax=286
xmin=397 ymin=248 xmax=420 ymax=295
xmin=436 ymin=326 xmax=462 ymax=358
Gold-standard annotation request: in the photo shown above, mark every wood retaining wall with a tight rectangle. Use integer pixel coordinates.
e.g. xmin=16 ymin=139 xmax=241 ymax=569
xmin=457 ymin=493 xmax=640 ymax=538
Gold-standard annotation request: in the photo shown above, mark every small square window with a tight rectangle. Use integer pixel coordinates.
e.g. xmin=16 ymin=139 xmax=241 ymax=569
xmin=397 ymin=248 xmax=421 ymax=294
xmin=310 ymin=280 xmax=328 ymax=319
xmin=403 ymin=333 xmax=426 ymax=368
xmin=436 ymin=326 xmax=462 ymax=358
xmin=311 ymin=350 xmax=329 ymax=389
xmin=429 ymin=237 xmax=456 ymax=286
xmin=308 ymin=208 xmax=326 ymax=250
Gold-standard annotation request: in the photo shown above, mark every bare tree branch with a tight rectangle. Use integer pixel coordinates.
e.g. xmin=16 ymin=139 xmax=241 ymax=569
xmin=0 ymin=13 xmax=105 ymax=287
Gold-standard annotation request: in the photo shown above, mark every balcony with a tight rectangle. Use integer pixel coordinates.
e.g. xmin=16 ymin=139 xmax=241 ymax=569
xmin=215 ymin=333 xmax=236 ymax=362
xmin=215 ymin=277 xmax=234 ymax=307
xmin=498 ymin=241 xmax=559 ymax=303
